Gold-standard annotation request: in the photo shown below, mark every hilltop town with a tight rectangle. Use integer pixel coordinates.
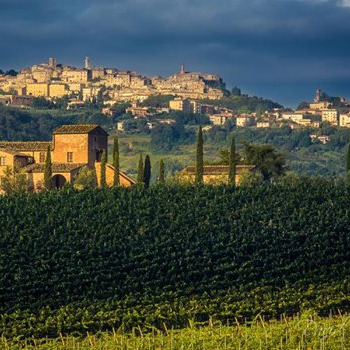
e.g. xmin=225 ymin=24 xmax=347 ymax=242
xmin=0 ymin=57 xmax=224 ymax=104
xmin=1 ymin=58 xmax=350 ymax=136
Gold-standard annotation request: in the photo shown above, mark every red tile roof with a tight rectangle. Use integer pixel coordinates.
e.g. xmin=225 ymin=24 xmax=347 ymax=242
xmin=0 ymin=141 xmax=51 ymax=151
xmin=181 ymin=165 xmax=255 ymax=175
xmin=53 ymin=124 xmax=108 ymax=135
xmin=25 ymin=163 xmax=86 ymax=173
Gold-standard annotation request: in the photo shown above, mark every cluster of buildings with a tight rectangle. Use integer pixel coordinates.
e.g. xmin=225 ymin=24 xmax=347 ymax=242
xmin=117 ymin=96 xmax=333 ymax=132
xmin=0 ymin=122 xmax=255 ymax=190
xmin=116 ymin=96 xmax=259 ymax=131
xmin=112 ymin=88 xmax=350 ymax=137
xmin=206 ymin=99 xmax=350 ymax=130
xmin=1 ymin=58 xmax=350 ymax=132
xmin=278 ymin=90 xmax=350 ymax=128
xmin=159 ymin=90 xmax=350 ymax=130
xmin=0 ymin=58 xmax=225 ymax=106
xmin=0 ymin=124 xmax=135 ymax=193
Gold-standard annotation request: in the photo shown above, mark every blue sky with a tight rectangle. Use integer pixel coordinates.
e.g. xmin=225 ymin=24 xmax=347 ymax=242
xmin=1 ymin=0 xmax=350 ymax=107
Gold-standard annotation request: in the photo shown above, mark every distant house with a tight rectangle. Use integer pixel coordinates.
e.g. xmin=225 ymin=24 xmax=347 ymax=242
xmin=236 ymin=115 xmax=256 ymax=127
xmin=209 ymin=112 xmax=234 ymax=126
xmin=155 ymin=118 xmax=176 ymax=125
xmin=0 ymin=124 xmax=135 ymax=192
xmin=309 ymin=101 xmax=331 ymax=111
xmin=256 ymin=122 xmax=270 ymax=128
xmin=179 ymin=165 xmax=255 ymax=185
xmin=10 ymin=95 xmax=35 ymax=107
xmin=340 ymin=114 xmax=350 ymax=127
xmin=126 ymin=106 xmax=151 ymax=118
xmin=169 ymin=97 xmax=192 ymax=113
xmin=322 ymin=109 xmax=339 ymax=125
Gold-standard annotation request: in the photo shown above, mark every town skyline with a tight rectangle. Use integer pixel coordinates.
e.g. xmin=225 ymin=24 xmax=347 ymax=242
xmin=2 ymin=0 xmax=350 ymax=107
xmin=1 ymin=56 xmax=350 ymax=109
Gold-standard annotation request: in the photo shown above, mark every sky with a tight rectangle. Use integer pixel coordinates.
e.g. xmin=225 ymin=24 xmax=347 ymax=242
xmin=1 ymin=0 xmax=350 ymax=107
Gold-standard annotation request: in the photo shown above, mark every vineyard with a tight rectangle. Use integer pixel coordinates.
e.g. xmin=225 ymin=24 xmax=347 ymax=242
xmin=1 ymin=180 xmax=350 ymax=340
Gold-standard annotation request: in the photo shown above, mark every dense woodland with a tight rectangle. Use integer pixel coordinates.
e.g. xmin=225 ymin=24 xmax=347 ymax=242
xmin=1 ymin=180 xmax=350 ymax=338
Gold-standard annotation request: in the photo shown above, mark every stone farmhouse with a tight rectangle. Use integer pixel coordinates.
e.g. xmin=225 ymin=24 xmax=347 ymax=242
xmin=179 ymin=165 xmax=255 ymax=185
xmin=0 ymin=124 xmax=135 ymax=191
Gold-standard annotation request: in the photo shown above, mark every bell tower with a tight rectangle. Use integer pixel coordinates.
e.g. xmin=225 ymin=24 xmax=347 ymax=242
xmin=314 ymin=89 xmax=322 ymax=102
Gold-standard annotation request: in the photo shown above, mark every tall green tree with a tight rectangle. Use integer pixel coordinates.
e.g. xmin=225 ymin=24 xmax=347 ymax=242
xmin=100 ymin=150 xmax=107 ymax=188
xmin=195 ymin=126 xmax=204 ymax=185
xmin=143 ymin=155 xmax=151 ymax=189
xmin=158 ymin=159 xmax=165 ymax=184
xmin=242 ymin=142 xmax=285 ymax=181
xmin=113 ymin=136 xmax=120 ymax=187
xmin=346 ymin=143 xmax=350 ymax=184
xmin=137 ymin=154 xmax=144 ymax=184
xmin=228 ymin=135 xmax=236 ymax=186
xmin=43 ymin=145 xmax=52 ymax=190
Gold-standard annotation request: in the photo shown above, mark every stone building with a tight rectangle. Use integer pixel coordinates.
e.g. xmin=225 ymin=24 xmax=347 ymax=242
xmin=340 ymin=114 xmax=350 ymax=127
xmin=169 ymin=97 xmax=192 ymax=113
xmin=49 ymin=84 xmax=69 ymax=98
xmin=62 ymin=69 xmax=91 ymax=83
xmin=26 ymin=83 xmax=50 ymax=97
xmin=321 ymin=109 xmax=339 ymax=125
xmin=0 ymin=124 xmax=135 ymax=192
xmin=179 ymin=165 xmax=255 ymax=185
xmin=209 ymin=112 xmax=234 ymax=126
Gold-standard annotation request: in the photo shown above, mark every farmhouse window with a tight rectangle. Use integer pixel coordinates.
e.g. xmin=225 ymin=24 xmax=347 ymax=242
xmin=0 ymin=157 xmax=6 ymax=166
xmin=67 ymin=152 xmax=73 ymax=163
xmin=39 ymin=152 xmax=45 ymax=163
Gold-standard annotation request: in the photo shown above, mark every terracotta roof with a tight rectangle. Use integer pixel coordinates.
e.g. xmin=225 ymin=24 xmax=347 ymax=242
xmin=106 ymin=164 xmax=136 ymax=185
xmin=0 ymin=147 xmax=29 ymax=157
xmin=0 ymin=141 xmax=51 ymax=151
xmin=53 ymin=124 xmax=108 ymax=135
xmin=24 ymin=163 xmax=86 ymax=173
xmin=181 ymin=165 xmax=255 ymax=175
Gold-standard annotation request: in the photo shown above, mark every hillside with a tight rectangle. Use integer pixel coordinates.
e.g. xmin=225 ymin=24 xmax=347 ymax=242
xmin=1 ymin=105 xmax=348 ymax=179
xmin=0 ymin=106 xmax=115 ymax=141
xmin=2 ymin=180 xmax=350 ymax=339
xmin=116 ymin=126 xmax=349 ymax=179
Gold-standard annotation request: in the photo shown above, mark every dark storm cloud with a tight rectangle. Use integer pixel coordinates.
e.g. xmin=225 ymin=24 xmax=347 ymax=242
xmin=1 ymin=0 xmax=350 ymax=105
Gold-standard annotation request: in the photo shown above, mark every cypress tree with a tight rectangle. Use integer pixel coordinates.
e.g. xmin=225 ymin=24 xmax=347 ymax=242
xmin=158 ymin=159 xmax=165 ymax=184
xmin=43 ymin=145 xmax=52 ymax=190
xmin=113 ymin=136 xmax=120 ymax=186
xmin=137 ymin=154 xmax=144 ymax=184
xmin=195 ymin=126 xmax=204 ymax=185
xmin=100 ymin=150 xmax=107 ymax=188
xmin=346 ymin=142 xmax=350 ymax=184
xmin=143 ymin=154 xmax=151 ymax=189
xmin=347 ymin=143 xmax=350 ymax=173
xmin=228 ymin=135 xmax=236 ymax=186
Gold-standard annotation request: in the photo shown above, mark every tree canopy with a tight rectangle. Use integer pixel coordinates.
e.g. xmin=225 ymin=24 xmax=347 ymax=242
xmin=74 ymin=166 xmax=97 ymax=190
xmin=241 ymin=142 xmax=286 ymax=181
xmin=140 ymin=95 xmax=175 ymax=108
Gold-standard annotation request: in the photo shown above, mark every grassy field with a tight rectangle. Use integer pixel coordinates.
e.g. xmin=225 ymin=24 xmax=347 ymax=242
xmin=2 ymin=313 xmax=350 ymax=349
